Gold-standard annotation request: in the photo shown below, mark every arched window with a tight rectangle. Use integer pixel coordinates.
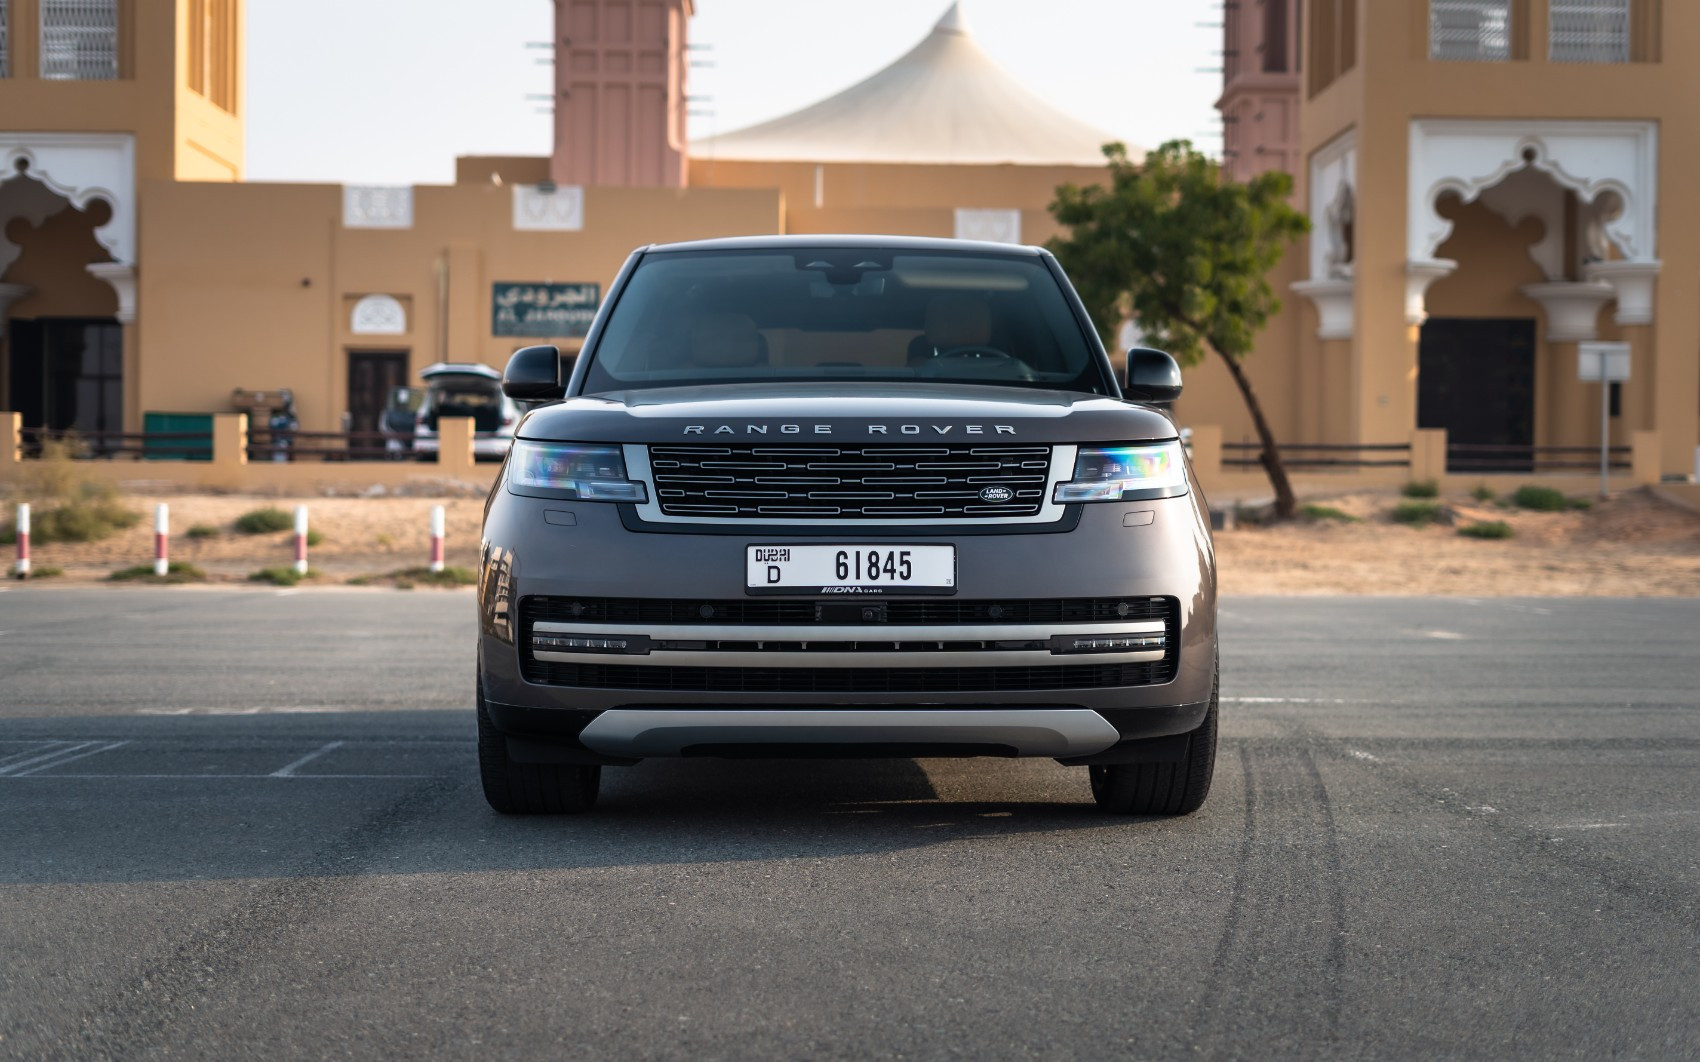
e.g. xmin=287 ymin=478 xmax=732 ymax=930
xmin=351 ymin=294 xmax=407 ymax=336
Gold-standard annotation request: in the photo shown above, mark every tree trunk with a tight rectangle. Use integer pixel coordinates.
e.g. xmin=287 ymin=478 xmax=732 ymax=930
xmin=1213 ymin=346 xmax=1297 ymax=519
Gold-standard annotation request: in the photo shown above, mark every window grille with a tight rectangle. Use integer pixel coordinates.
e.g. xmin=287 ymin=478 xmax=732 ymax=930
xmin=40 ymin=0 xmax=119 ymax=80
xmin=1430 ymin=0 xmax=1512 ymax=61
xmin=1 ymin=0 xmax=10 ymax=77
xmin=1550 ymin=0 xmax=1630 ymax=63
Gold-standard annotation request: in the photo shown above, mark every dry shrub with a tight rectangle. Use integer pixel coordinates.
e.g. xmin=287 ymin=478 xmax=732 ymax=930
xmin=2 ymin=439 xmax=139 ymax=544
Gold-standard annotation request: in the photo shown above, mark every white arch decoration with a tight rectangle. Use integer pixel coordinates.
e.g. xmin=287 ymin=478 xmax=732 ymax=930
xmin=1408 ymin=119 xmax=1659 ymax=328
xmin=1409 ymin=119 xmax=1657 ymax=264
xmin=0 ymin=132 xmax=135 ymax=265
xmin=1292 ymin=129 xmax=1358 ymax=340
xmin=351 ymin=294 xmax=407 ymax=335
xmin=0 ymin=132 xmax=137 ymax=322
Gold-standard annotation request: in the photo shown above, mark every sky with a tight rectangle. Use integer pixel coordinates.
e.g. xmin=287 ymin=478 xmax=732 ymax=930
xmin=245 ymin=0 xmax=1226 ymax=186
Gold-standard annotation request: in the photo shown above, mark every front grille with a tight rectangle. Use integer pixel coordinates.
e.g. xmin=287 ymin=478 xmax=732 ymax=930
xmin=648 ymin=444 xmax=1053 ymax=519
xmin=525 ymin=596 xmax=1172 ymax=626
xmin=521 ymin=662 xmax=1172 ymax=693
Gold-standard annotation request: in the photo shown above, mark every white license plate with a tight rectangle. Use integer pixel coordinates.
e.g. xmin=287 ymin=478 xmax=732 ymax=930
xmin=746 ymin=545 xmax=956 ymax=595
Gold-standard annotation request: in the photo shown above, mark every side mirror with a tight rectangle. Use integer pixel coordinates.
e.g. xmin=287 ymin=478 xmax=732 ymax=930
xmin=1124 ymin=347 xmax=1183 ymax=404
xmin=502 ymin=345 xmax=565 ymax=401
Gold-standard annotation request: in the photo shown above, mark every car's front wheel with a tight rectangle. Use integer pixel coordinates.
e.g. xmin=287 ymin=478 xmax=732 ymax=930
xmin=1089 ymin=663 xmax=1218 ymax=816
xmin=477 ymin=679 xmax=600 ymax=814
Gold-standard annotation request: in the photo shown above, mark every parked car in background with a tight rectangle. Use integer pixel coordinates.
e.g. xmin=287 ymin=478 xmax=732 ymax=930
xmin=412 ymin=363 xmax=522 ymax=461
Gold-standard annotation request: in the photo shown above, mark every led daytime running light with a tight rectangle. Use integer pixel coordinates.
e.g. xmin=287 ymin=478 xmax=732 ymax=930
xmin=1053 ymin=441 xmax=1186 ymax=502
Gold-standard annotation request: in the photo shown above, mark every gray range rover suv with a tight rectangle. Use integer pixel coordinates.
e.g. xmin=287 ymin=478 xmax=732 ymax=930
xmin=476 ymin=236 xmax=1217 ymax=816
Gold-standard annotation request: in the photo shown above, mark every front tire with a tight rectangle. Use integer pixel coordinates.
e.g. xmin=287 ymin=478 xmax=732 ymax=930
xmin=1089 ymin=664 xmax=1218 ymax=816
xmin=477 ymin=680 xmax=600 ymax=815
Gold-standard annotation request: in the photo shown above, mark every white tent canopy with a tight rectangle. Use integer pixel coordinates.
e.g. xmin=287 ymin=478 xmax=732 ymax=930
xmin=691 ymin=3 xmax=1131 ymax=167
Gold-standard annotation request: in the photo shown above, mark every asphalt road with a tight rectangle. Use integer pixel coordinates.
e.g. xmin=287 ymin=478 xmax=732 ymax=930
xmin=1 ymin=587 xmax=1696 ymax=1060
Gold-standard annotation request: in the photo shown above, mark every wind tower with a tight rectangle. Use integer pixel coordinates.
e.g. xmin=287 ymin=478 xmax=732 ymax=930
xmin=1217 ymin=0 xmax=1300 ymax=182
xmin=549 ymin=0 xmax=694 ymax=188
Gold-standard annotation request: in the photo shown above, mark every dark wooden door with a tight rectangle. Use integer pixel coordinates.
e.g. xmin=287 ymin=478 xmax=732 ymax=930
xmin=1418 ymin=317 xmax=1536 ymax=473
xmin=347 ymin=351 xmax=408 ymax=437
xmin=8 ymin=317 xmax=123 ymax=448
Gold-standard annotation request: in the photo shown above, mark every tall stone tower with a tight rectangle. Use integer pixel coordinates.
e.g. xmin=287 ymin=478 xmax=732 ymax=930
xmin=1218 ymin=0 xmax=1300 ymax=182
xmin=549 ymin=0 xmax=693 ymax=188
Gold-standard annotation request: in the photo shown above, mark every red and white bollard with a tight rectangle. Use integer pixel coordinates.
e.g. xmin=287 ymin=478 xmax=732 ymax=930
xmin=429 ymin=505 xmax=445 ymax=573
xmin=14 ymin=502 xmax=29 ymax=579
xmin=154 ymin=503 xmax=170 ymax=576
xmin=293 ymin=505 xmax=309 ymax=576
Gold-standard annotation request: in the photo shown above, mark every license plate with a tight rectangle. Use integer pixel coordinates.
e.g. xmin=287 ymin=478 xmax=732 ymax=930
xmin=746 ymin=545 xmax=956 ymax=595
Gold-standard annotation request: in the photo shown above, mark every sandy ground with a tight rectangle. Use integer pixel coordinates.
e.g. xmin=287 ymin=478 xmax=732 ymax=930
xmin=1214 ymin=487 xmax=1700 ymax=596
xmin=7 ymin=484 xmax=1700 ymax=595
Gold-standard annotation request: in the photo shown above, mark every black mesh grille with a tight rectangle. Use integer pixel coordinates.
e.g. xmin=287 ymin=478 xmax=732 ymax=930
xmin=518 ymin=596 xmax=1180 ymax=692
xmin=648 ymin=444 xmax=1052 ymax=519
xmin=525 ymin=596 xmax=1171 ymax=626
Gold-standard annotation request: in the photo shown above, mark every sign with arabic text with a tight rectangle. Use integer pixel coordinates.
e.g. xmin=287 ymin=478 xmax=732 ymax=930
xmin=492 ymin=282 xmax=600 ymax=338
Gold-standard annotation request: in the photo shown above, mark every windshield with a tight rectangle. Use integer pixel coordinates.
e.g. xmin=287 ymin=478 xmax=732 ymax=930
xmin=580 ymin=249 xmax=1110 ymax=395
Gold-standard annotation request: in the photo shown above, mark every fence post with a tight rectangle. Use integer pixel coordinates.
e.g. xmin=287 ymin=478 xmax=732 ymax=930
xmin=293 ymin=505 xmax=309 ymax=576
xmin=429 ymin=505 xmax=446 ymax=573
xmin=154 ymin=503 xmax=169 ymax=576
xmin=14 ymin=502 xmax=28 ymax=578
xmin=1630 ymin=430 xmax=1661 ymax=485
xmin=437 ymin=417 xmax=477 ymax=477
xmin=2 ymin=412 xmax=19 ymax=467
xmin=213 ymin=413 xmax=249 ymax=469
xmin=1410 ymin=428 xmax=1448 ymax=484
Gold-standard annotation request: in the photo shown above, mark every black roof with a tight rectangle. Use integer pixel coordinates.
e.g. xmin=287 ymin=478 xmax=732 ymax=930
xmin=644 ymin=234 xmax=1047 ymax=257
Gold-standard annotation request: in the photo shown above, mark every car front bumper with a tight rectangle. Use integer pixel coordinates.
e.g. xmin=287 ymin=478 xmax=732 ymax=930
xmin=477 ymin=490 xmax=1216 ymax=760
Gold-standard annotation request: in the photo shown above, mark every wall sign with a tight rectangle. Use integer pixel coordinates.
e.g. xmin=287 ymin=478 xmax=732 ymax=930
xmin=492 ymin=282 xmax=600 ymax=338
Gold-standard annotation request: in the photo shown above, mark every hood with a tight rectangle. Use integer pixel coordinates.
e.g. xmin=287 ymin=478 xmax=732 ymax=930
xmin=516 ymin=382 xmax=1176 ymax=445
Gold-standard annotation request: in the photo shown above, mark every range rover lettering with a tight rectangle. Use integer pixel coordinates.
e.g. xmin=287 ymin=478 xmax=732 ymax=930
xmin=476 ymin=236 xmax=1218 ymax=816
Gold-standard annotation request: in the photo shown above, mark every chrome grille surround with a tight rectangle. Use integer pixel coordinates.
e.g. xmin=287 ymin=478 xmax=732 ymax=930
xmin=626 ymin=444 xmax=1075 ymax=525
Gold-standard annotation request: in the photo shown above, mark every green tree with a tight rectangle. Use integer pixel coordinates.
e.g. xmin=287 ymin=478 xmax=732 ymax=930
xmin=1048 ymin=140 xmax=1311 ymax=518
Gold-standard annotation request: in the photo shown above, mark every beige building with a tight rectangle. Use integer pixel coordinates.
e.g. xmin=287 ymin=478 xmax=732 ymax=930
xmin=1203 ymin=0 xmax=1697 ymax=480
xmin=2 ymin=0 xmax=1695 ymax=484
xmin=0 ymin=0 xmax=1120 ymax=443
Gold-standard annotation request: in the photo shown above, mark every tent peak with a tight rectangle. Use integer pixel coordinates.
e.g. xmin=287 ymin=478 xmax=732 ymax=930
xmin=934 ymin=2 xmax=969 ymax=36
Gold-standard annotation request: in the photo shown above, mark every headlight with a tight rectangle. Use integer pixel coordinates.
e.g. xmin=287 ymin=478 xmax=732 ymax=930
xmin=1053 ymin=441 xmax=1186 ymax=502
xmin=508 ymin=441 xmax=648 ymax=502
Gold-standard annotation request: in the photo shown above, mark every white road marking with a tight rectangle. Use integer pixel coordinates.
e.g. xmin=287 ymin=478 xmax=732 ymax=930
xmin=1222 ymin=697 xmax=1361 ymax=704
xmin=1345 ymin=749 xmax=1383 ymax=763
xmin=0 ymin=741 xmax=101 ymax=777
xmin=1422 ymin=630 xmax=1465 ymax=640
xmin=7 ymin=741 xmax=128 ymax=777
xmin=275 ymin=589 xmax=301 ymax=597
xmin=1466 ymin=805 xmax=1500 ymax=814
xmin=137 ymin=706 xmax=355 ymax=715
xmin=1550 ymin=822 xmax=1629 ymax=830
xmin=0 ymin=741 xmax=71 ymax=769
xmin=1461 ymin=599 xmax=1553 ymax=616
xmin=270 ymin=741 xmax=346 ymax=778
